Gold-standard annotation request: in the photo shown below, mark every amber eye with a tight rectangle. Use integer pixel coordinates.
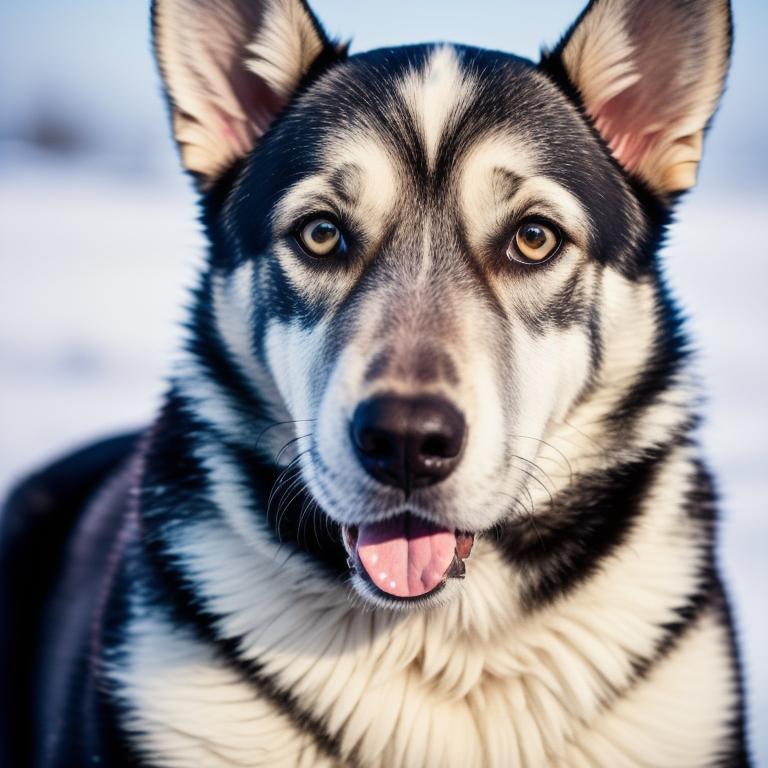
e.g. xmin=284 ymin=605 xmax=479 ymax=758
xmin=297 ymin=217 xmax=344 ymax=258
xmin=507 ymin=220 xmax=561 ymax=264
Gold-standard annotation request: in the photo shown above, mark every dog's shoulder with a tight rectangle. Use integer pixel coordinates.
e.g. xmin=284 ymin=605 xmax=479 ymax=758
xmin=0 ymin=433 xmax=142 ymax=768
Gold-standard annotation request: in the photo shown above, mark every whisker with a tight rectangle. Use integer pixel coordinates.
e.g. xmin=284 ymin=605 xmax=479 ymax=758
xmin=498 ymin=490 xmax=530 ymax=517
xmin=274 ymin=432 xmax=313 ymax=466
xmin=297 ymin=494 xmax=315 ymax=547
xmin=520 ymin=485 xmax=546 ymax=552
xmin=275 ymin=476 xmax=309 ymax=538
xmin=513 ymin=435 xmax=574 ymax=481
xmin=255 ymin=418 xmax=317 ymax=453
xmin=308 ymin=499 xmax=328 ymax=550
xmin=510 ymin=462 xmax=554 ymax=507
xmin=562 ymin=419 xmax=606 ymax=456
xmin=323 ymin=503 xmax=337 ymax=541
xmin=498 ymin=488 xmax=546 ymax=553
xmin=267 ymin=451 xmax=307 ymax=524
xmin=511 ymin=453 xmax=557 ymax=494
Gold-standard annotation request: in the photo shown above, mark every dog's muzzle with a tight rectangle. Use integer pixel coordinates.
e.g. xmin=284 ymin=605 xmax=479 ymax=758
xmin=345 ymin=394 xmax=473 ymax=598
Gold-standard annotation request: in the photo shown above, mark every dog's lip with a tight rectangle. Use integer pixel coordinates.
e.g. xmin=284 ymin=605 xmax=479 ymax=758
xmin=342 ymin=524 xmax=358 ymax=556
xmin=342 ymin=519 xmax=475 ymax=598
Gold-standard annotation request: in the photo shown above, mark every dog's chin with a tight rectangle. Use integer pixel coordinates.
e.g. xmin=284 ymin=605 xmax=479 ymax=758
xmin=341 ymin=514 xmax=475 ymax=612
xmin=348 ymin=571 xmax=468 ymax=612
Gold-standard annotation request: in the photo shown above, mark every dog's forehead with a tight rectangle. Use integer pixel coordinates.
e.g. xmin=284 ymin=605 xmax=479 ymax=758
xmin=236 ymin=43 xmax=643 ymax=267
xmin=297 ymin=45 xmax=566 ymax=180
xmin=287 ymin=45 xmax=627 ymax=211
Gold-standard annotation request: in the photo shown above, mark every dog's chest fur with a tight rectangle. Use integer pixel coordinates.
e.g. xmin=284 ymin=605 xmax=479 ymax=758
xmin=109 ymin=437 xmax=737 ymax=767
xmin=114 ymin=535 xmax=735 ymax=768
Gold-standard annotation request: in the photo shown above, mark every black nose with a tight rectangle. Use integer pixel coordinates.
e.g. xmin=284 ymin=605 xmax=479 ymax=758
xmin=351 ymin=394 xmax=466 ymax=491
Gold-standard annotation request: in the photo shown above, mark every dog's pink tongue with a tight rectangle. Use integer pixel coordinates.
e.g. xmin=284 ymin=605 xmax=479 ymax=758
xmin=357 ymin=515 xmax=456 ymax=597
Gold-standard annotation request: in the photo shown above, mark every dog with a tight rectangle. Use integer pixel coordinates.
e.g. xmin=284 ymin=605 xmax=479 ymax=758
xmin=0 ymin=0 xmax=750 ymax=765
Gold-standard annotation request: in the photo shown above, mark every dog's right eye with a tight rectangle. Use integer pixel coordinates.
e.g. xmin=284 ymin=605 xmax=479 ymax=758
xmin=296 ymin=217 xmax=345 ymax=258
xmin=507 ymin=219 xmax=562 ymax=265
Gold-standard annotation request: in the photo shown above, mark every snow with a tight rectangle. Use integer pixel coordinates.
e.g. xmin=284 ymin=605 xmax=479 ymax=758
xmin=0 ymin=149 xmax=204 ymax=480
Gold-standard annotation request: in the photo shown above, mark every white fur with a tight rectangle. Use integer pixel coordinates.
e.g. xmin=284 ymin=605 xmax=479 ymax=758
xmin=560 ymin=4 xmax=639 ymax=114
xmin=399 ymin=47 xmax=476 ymax=167
xmin=559 ymin=610 xmax=738 ymax=767
xmin=534 ymin=271 xmax=696 ymax=500
xmin=175 ymin=362 xmax=254 ymax=445
xmin=459 ymin=149 xmax=593 ymax=256
xmin=269 ymin=137 xmax=399 ymax=308
xmin=264 ymin=319 xmax=329 ymax=423
xmin=304 ymin=287 xmax=512 ymax=533
xmin=111 ymin=608 xmax=338 ymax=768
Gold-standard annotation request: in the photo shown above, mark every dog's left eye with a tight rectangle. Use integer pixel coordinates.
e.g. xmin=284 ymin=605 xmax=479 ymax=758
xmin=507 ymin=220 xmax=561 ymax=264
xmin=297 ymin=217 xmax=345 ymax=258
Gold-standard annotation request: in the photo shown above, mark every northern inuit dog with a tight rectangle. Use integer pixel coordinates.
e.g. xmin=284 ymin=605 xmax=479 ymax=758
xmin=0 ymin=0 xmax=750 ymax=766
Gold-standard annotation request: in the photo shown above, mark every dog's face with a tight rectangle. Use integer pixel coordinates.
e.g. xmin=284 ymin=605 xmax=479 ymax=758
xmin=154 ymin=0 xmax=730 ymax=610
xmin=220 ymin=46 xmax=644 ymax=606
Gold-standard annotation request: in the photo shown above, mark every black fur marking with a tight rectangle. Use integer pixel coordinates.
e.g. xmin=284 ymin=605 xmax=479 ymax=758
xmin=185 ymin=274 xmax=278 ymax=427
xmin=233 ymin=652 xmax=351 ymax=766
xmin=494 ymin=442 xmax=675 ymax=610
xmin=504 ymin=263 xmax=596 ymax=338
xmin=130 ymin=459 xmax=349 ymax=765
xmin=128 ymin=405 xmax=352 ymax=763
xmin=231 ymin=444 xmax=349 ymax=572
xmin=141 ymin=391 xmax=348 ymax=579
xmin=543 ymin=270 xmax=592 ymax=329
xmin=711 ymin=585 xmax=752 ymax=768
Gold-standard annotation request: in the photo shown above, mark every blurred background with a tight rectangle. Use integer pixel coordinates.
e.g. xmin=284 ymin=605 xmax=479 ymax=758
xmin=0 ymin=0 xmax=765 ymax=761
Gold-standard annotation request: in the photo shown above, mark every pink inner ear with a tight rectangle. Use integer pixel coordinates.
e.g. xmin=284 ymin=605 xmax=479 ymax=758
xmin=231 ymin=53 xmax=287 ymax=131
xmin=215 ymin=106 xmax=254 ymax=156
xmin=583 ymin=4 xmax=692 ymax=178
xmin=588 ymin=45 xmax=685 ymax=178
xmin=237 ymin=72 xmax=287 ymax=136
xmin=211 ymin=65 xmax=290 ymax=157
xmin=592 ymin=106 xmax=661 ymax=177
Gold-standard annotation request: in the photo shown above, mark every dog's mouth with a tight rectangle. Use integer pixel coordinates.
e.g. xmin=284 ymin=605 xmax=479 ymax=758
xmin=342 ymin=512 xmax=474 ymax=599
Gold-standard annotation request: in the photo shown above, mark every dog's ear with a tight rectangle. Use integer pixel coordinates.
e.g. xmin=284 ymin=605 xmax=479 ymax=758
xmin=152 ymin=0 xmax=339 ymax=190
xmin=546 ymin=0 xmax=731 ymax=196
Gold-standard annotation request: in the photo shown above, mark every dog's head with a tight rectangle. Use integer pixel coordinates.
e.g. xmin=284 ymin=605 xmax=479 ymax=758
xmin=153 ymin=0 xmax=730 ymax=609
